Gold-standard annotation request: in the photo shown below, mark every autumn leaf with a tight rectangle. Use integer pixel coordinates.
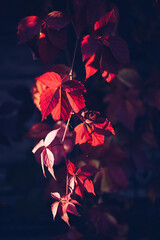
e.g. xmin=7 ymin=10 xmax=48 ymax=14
xmin=81 ymin=9 xmax=130 ymax=82
xmin=74 ymin=110 xmax=115 ymax=152
xmin=45 ymin=11 xmax=70 ymax=31
xmin=32 ymin=128 xmax=60 ymax=179
xmin=51 ymin=192 xmax=80 ymax=226
xmin=34 ymin=71 xmax=86 ymax=121
xmin=25 ymin=122 xmax=52 ymax=139
xmin=105 ymin=81 xmax=145 ymax=131
xmin=72 ymin=0 xmax=111 ymax=35
xmin=17 ymin=16 xmax=43 ymax=43
xmin=17 ymin=11 xmax=70 ymax=65
xmin=68 ymin=160 xmax=95 ymax=198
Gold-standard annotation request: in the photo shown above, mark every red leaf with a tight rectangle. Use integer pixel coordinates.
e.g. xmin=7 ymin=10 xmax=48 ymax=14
xmin=83 ymin=178 xmax=95 ymax=195
xmin=36 ymin=71 xmax=86 ymax=121
xmin=63 ymin=80 xmax=86 ymax=94
xmin=65 ymin=92 xmax=86 ymax=114
xmin=81 ymin=35 xmax=99 ymax=62
xmin=46 ymin=28 xmax=67 ymax=50
xmin=17 ymin=16 xmax=42 ymax=43
xmin=40 ymin=88 xmax=60 ymax=121
xmin=50 ymin=92 xmax=71 ymax=121
xmin=100 ymin=47 xmax=121 ymax=82
xmin=36 ymin=72 xmax=62 ymax=88
xmin=75 ymin=185 xmax=84 ymax=198
xmin=108 ymin=163 xmax=129 ymax=191
xmin=45 ymin=11 xmax=70 ymax=31
xmin=103 ymin=36 xmax=130 ymax=64
xmin=38 ymin=32 xmax=60 ymax=66
xmin=74 ymin=115 xmax=115 ymax=151
xmin=94 ymin=9 xmax=116 ymax=36
xmin=67 ymin=203 xmax=79 ymax=216
xmin=105 ymin=83 xmax=145 ymax=131
xmin=74 ymin=123 xmax=91 ymax=148
xmin=85 ymin=54 xmax=99 ymax=80
xmin=68 ymin=161 xmax=77 ymax=175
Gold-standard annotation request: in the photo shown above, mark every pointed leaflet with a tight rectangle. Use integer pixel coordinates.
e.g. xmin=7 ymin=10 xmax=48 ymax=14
xmin=41 ymin=148 xmax=56 ymax=179
xmin=51 ymin=192 xmax=61 ymax=200
xmin=40 ymin=88 xmax=60 ymax=121
xmin=94 ymin=9 xmax=116 ymax=36
xmin=51 ymin=201 xmax=60 ymax=220
xmin=63 ymin=79 xmax=86 ymax=113
xmin=68 ymin=160 xmax=77 ymax=175
xmin=65 ymin=92 xmax=86 ymax=114
xmin=67 ymin=203 xmax=79 ymax=216
xmin=44 ymin=128 xmax=60 ymax=146
xmin=81 ymin=35 xmax=99 ymax=61
xmin=32 ymin=139 xmax=44 ymax=154
xmin=85 ymin=54 xmax=99 ymax=80
xmin=50 ymin=91 xmax=71 ymax=121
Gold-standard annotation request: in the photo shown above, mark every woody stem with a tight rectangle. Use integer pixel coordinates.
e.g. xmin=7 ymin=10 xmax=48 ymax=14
xmin=61 ymin=113 xmax=72 ymax=195
xmin=62 ymin=146 xmax=69 ymax=195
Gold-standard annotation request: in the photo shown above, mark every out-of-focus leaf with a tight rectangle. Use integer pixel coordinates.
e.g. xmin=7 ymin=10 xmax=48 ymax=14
xmin=17 ymin=16 xmax=42 ymax=43
xmin=45 ymin=11 xmax=70 ymax=31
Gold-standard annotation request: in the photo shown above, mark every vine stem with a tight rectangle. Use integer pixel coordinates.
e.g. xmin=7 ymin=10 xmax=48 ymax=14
xmin=62 ymin=112 xmax=72 ymax=143
xmin=69 ymin=31 xmax=79 ymax=80
xmin=62 ymin=146 xmax=69 ymax=195
xmin=61 ymin=112 xmax=72 ymax=195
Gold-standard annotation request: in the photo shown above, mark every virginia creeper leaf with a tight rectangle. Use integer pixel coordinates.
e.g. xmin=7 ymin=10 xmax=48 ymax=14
xmin=17 ymin=16 xmax=42 ymax=43
xmin=45 ymin=11 xmax=70 ymax=31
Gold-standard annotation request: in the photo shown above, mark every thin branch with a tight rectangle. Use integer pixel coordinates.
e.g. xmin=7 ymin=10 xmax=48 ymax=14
xmin=62 ymin=112 xmax=72 ymax=143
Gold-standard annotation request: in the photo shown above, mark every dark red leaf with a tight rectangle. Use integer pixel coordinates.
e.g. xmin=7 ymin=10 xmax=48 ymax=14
xmin=45 ymin=11 xmax=70 ymax=31
xmin=38 ymin=32 xmax=60 ymax=66
xmin=46 ymin=28 xmax=67 ymax=49
xmin=17 ymin=16 xmax=42 ymax=43
xmin=81 ymin=35 xmax=99 ymax=62
xmin=94 ymin=9 xmax=116 ymax=36
xmin=103 ymin=36 xmax=130 ymax=64
xmin=25 ymin=123 xmax=52 ymax=139
xmin=108 ymin=163 xmax=129 ymax=191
